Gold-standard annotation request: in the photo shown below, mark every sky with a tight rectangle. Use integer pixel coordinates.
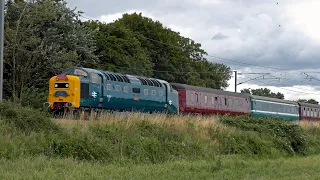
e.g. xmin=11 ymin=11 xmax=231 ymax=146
xmin=66 ymin=0 xmax=320 ymax=101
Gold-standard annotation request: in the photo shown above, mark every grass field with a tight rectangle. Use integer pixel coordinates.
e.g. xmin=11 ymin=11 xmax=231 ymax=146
xmin=0 ymin=155 xmax=319 ymax=179
xmin=1 ymin=102 xmax=320 ymax=179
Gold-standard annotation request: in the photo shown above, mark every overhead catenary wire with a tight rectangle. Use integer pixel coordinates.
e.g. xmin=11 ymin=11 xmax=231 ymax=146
xmin=74 ymin=14 xmax=320 ymax=96
xmin=252 ymin=80 xmax=320 ymax=96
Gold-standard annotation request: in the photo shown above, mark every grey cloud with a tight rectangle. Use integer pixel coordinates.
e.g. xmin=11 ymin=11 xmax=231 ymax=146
xmin=212 ymin=32 xmax=228 ymax=40
xmin=66 ymin=0 xmax=320 ymax=90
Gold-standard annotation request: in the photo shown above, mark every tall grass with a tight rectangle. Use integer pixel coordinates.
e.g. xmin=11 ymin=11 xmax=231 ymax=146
xmin=0 ymin=103 xmax=317 ymax=164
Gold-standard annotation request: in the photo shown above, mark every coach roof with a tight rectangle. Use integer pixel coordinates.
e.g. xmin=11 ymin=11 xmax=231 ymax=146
xmin=297 ymin=102 xmax=320 ymax=108
xmin=170 ymin=83 xmax=251 ymax=98
xmin=250 ymin=95 xmax=298 ymax=105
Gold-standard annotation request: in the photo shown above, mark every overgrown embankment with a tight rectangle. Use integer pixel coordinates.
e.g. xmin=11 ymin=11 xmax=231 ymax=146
xmin=0 ymin=101 xmax=319 ymax=164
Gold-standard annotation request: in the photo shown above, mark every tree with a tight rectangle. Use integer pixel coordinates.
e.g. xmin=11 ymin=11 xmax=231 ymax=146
xmin=4 ymin=0 xmax=97 ymax=105
xmin=86 ymin=12 xmax=231 ymax=89
xmin=83 ymin=20 xmax=153 ymax=76
xmin=297 ymin=99 xmax=319 ymax=104
xmin=241 ymin=88 xmax=285 ymax=99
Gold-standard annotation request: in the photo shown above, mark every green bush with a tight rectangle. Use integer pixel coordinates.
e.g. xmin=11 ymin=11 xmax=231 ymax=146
xmin=218 ymin=116 xmax=307 ymax=156
xmin=0 ymin=101 xmax=60 ymax=134
xmin=45 ymin=120 xmax=213 ymax=164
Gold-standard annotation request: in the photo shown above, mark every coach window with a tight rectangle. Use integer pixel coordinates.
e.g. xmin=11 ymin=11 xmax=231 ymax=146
xmin=195 ymin=94 xmax=199 ymax=103
xmin=107 ymin=84 xmax=112 ymax=91
xmin=115 ymin=85 xmax=121 ymax=92
xmin=159 ymin=90 xmax=163 ymax=96
xmin=144 ymin=89 xmax=148 ymax=95
xmin=234 ymin=99 xmax=238 ymax=107
xmin=124 ymin=86 xmax=128 ymax=93
xmin=255 ymin=102 xmax=259 ymax=110
xmin=191 ymin=93 xmax=194 ymax=102
xmin=212 ymin=97 xmax=215 ymax=105
xmin=229 ymin=99 xmax=233 ymax=107
xmin=205 ymin=96 xmax=208 ymax=104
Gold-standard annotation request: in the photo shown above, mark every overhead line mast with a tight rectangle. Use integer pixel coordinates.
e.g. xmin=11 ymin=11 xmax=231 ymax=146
xmin=0 ymin=0 xmax=4 ymax=100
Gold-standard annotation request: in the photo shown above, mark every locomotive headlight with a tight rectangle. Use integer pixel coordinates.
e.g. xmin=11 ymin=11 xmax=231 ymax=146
xmin=54 ymin=83 xmax=69 ymax=88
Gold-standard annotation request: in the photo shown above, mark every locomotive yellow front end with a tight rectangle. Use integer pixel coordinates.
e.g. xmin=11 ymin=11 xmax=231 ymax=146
xmin=43 ymin=74 xmax=81 ymax=111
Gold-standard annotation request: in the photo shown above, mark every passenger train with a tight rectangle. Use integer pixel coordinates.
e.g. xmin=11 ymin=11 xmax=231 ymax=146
xmin=44 ymin=67 xmax=320 ymax=121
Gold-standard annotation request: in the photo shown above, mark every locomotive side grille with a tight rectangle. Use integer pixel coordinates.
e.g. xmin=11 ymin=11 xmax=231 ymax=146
xmin=81 ymin=83 xmax=89 ymax=98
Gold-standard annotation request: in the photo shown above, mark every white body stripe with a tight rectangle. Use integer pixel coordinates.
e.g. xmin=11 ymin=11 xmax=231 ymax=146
xmin=253 ymin=99 xmax=298 ymax=107
xmin=251 ymin=110 xmax=299 ymax=117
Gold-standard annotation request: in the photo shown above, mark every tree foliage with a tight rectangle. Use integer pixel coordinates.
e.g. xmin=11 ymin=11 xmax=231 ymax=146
xmin=4 ymin=3 xmax=232 ymax=108
xmin=296 ymin=99 xmax=319 ymax=104
xmin=84 ymin=13 xmax=231 ymax=89
xmin=241 ymin=88 xmax=285 ymax=99
xmin=4 ymin=0 xmax=97 ymax=104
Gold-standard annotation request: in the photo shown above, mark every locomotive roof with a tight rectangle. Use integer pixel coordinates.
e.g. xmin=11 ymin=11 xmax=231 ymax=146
xmin=170 ymin=83 xmax=251 ymax=98
xmin=68 ymin=66 xmax=169 ymax=86
xmin=297 ymin=102 xmax=320 ymax=108
xmin=250 ymin=95 xmax=298 ymax=105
